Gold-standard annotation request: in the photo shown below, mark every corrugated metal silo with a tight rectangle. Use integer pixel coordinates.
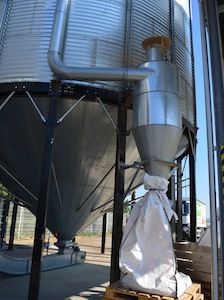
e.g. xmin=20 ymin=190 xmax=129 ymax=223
xmin=0 ymin=0 xmax=196 ymax=243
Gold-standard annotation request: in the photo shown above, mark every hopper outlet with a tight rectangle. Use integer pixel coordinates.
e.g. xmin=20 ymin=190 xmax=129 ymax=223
xmin=133 ymin=36 xmax=182 ymax=179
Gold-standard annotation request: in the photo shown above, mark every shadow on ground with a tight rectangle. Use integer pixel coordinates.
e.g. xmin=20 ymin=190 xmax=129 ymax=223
xmin=0 ymin=262 xmax=110 ymax=300
xmin=0 ymin=236 xmax=112 ymax=299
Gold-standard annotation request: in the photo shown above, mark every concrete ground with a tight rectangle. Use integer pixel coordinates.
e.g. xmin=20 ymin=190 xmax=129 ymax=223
xmin=0 ymin=236 xmax=112 ymax=300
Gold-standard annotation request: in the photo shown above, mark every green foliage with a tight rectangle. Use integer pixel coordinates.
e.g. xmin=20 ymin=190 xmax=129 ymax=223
xmin=0 ymin=183 xmax=14 ymax=200
xmin=123 ymin=199 xmax=131 ymax=215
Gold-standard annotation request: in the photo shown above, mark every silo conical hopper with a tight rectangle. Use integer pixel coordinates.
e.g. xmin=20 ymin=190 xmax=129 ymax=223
xmin=133 ymin=36 xmax=182 ymax=179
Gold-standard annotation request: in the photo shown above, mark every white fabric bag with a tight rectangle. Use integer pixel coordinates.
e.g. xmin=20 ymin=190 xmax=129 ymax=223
xmin=119 ymin=173 xmax=192 ymax=297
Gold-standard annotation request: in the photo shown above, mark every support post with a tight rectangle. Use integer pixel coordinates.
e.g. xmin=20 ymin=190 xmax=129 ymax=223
xmin=28 ymin=81 xmax=59 ymax=300
xmin=168 ymin=175 xmax=176 ymax=237
xmin=110 ymin=103 xmax=127 ymax=283
xmin=189 ymin=148 xmax=197 ymax=242
xmin=205 ymin=0 xmax=224 ymax=297
xmin=8 ymin=200 xmax=18 ymax=250
xmin=101 ymin=213 xmax=107 ymax=254
xmin=198 ymin=1 xmax=220 ymax=298
xmin=167 ymin=175 xmax=175 ymax=201
xmin=0 ymin=200 xmax=10 ymax=248
xmin=176 ymin=159 xmax=183 ymax=241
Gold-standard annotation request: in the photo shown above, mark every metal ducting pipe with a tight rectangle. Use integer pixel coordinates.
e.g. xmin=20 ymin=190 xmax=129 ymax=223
xmin=48 ymin=0 xmax=154 ymax=81
xmin=48 ymin=1 xmax=182 ymax=180
xmin=133 ymin=37 xmax=182 ymax=179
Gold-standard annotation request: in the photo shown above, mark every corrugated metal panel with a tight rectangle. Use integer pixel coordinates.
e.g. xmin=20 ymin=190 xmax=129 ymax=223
xmin=175 ymin=0 xmax=195 ymax=126
xmin=64 ymin=0 xmax=126 ymax=67
xmin=63 ymin=0 xmax=127 ymax=90
xmin=0 ymin=0 xmax=195 ymax=124
xmin=130 ymin=0 xmax=170 ymax=66
xmin=0 ymin=0 xmax=55 ymax=83
xmin=0 ymin=0 xmax=126 ymax=79
xmin=0 ymin=0 xmax=127 ymax=90
xmin=0 ymin=0 xmax=12 ymax=55
xmin=130 ymin=0 xmax=195 ymax=126
xmin=0 ymin=1 xmax=5 ymax=22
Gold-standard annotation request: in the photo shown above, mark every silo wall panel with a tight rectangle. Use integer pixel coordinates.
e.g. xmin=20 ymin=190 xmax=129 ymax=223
xmin=130 ymin=0 xmax=170 ymax=66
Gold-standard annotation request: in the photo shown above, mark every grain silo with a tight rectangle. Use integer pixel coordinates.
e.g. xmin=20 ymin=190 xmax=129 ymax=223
xmin=0 ymin=0 xmax=196 ymax=250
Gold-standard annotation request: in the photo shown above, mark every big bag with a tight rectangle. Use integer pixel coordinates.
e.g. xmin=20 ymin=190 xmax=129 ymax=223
xmin=119 ymin=173 xmax=192 ymax=297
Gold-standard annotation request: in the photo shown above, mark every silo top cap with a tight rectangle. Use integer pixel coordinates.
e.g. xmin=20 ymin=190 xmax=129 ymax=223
xmin=142 ymin=36 xmax=171 ymax=51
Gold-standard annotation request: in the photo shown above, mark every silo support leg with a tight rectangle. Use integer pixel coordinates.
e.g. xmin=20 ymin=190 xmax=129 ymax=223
xmin=0 ymin=200 xmax=10 ymax=248
xmin=101 ymin=213 xmax=107 ymax=254
xmin=205 ymin=0 xmax=224 ymax=298
xmin=110 ymin=104 xmax=127 ymax=283
xmin=189 ymin=148 xmax=196 ymax=242
xmin=8 ymin=199 xmax=18 ymax=250
xmin=28 ymin=82 xmax=59 ymax=300
xmin=176 ymin=159 xmax=183 ymax=241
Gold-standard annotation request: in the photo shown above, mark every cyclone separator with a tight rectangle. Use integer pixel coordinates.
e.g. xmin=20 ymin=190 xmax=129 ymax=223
xmin=133 ymin=36 xmax=182 ymax=179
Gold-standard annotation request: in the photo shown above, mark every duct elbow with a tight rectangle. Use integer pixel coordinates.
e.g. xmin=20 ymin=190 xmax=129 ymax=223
xmin=48 ymin=0 xmax=156 ymax=82
xmin=48 ymin=51 xmax=70 ymax=79
xmin=48 ymin=51 xmax=155 ymax=82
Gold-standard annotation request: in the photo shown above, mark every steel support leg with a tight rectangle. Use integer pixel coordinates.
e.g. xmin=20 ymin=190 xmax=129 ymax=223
xmin=176 ymin=159 xmax=183 ymax=241
xmin=168 ymin=175 xmax=176 ymax=238
xmin=0 ymin=200 xmax=10 ymax=248
xmin=101 ymin=213 xmax=107 ymax=254
xmin=28 ymin=81 xmax=58 ymax=300
xmin=189 ymin=149 xmax=197 ymax=242
xmin=205 ymin=0 xmax=224 ymax=297
xmin=110 ymin=104 xmax=127 ymax=283
xmin=198 ymin=2 xmax=220 ymax=298
xmin=8 ymin=200 xmax=18 ymax=250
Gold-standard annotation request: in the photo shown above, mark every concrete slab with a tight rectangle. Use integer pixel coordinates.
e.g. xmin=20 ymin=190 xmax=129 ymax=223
xmin=0 ymin=236 xmax=112 ymax=300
